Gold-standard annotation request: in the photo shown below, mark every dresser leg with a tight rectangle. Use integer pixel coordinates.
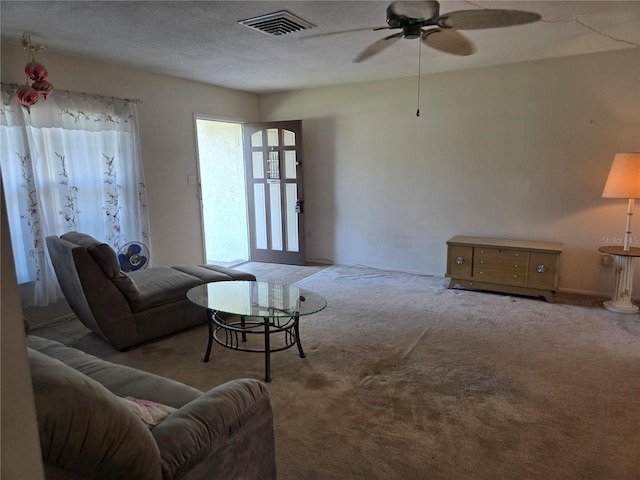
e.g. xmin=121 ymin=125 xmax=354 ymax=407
xmin=541 ymin=291 xmax=555 ymax=303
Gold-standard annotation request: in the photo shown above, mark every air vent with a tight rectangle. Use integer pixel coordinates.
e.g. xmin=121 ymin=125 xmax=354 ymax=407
xmin=239 ymin=10 xmax=315 ymax=36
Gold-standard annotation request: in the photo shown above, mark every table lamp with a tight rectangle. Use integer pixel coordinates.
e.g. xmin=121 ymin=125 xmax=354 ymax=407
xmin=602 ymin=152 xmax=640 ymax=250
xmin=600 ymin=152 xmax=640 ymax=313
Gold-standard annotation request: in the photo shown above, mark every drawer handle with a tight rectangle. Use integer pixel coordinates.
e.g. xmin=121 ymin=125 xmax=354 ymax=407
xmin=456 ymin=256 xmax=465 ymax=265
xmin=537 ymin=264 xmax=547 ymax=273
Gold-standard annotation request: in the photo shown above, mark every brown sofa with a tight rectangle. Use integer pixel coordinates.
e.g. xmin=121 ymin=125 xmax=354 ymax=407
xmin=46 ymin=232 xmax=256 ymax=350
xmin=28 ymin=335 xmax=276 ymax=480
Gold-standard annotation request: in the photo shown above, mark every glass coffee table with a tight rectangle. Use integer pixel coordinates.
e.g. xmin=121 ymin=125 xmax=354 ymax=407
xmin=187 ymin=281 xmax=327 ymax=382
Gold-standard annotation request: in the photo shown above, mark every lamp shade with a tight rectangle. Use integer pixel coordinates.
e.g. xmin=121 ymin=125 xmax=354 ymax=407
xmin=602 ymin=153 xmax=640 ymax=199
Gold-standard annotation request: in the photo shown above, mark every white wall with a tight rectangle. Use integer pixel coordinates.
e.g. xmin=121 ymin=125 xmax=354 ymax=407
xmin=1 ymin=181 xmax=45 ymax=479
xmin=1 ymin=42 xmax=260 ymax=266
xmin=260 ymin=48 xmax=640 ymax=297
xmin=2 ymin=42 xmax=639 ymax=298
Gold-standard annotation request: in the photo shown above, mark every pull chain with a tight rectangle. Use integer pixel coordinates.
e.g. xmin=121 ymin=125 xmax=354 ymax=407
xmin=416 ymin=38 xmax=422 ymax=117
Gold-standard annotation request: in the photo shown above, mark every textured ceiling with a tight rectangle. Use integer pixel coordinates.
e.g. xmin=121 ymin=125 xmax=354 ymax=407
xmin=1 ymin=1 xmax=639 ymax=93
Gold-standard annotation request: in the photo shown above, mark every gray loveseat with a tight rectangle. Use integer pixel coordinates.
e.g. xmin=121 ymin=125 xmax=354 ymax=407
xmin=28 ymin=335 xmax=277 ymax=480
xmin=46 ymin=232 xmax=256 ymax=350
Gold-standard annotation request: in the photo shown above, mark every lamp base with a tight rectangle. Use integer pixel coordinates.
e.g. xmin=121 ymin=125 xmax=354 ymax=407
xmin=602 ymin=299 xmax=639 ymax=314
xmin=598 ymin=250 xmax=640 ymax=314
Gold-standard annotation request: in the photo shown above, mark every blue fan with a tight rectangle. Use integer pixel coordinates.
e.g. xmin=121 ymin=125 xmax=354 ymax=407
xmin=117 ymin=242 xmax=149 ymax=272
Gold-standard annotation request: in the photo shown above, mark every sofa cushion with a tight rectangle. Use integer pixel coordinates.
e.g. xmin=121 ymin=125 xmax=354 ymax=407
xmin=28 ymin=335 xmax=203 ymax=410
xmin=28 ymin=348 xmax=162 ymax=480
xmin=88 ymin=243 xmax=121 ymax=277
xmin=171 ymin=265 xmax=232 ymax=283
xmin=112 ymin=271 xmax=141 ymax=300
xmin=172 ymin=265 xmax=257 ymax=282
xmin=200 ymin=265 xmax=257 ymax=282
xmin=89 ymin=243 xmax=142 ymax=300
xmin=60 ymin=232 xmax=121 ymax=278
xmin=127 ymin=267 xmax=204 ymax=312
xmin=60 ymin=231 xmax=103 ymax=249
xmin=59 ymin=231 xmax=141 ymax=301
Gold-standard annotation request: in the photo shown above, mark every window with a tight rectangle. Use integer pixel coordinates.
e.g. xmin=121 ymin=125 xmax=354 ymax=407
xmin=0 ymin=84 xmax=149 ymax=306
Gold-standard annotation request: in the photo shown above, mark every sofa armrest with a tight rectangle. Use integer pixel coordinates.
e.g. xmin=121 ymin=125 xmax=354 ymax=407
xmin=152 ymin=379 xmax=276 ymax=480
xmin=28 ymin=348 xmax=162 ymax=480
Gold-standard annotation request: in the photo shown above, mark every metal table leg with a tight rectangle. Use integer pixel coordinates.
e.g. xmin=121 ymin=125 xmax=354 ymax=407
xmin=203 ymin=312 xmax=214 ymax=362
xmin=240 ymin=315 xmax=247 ymax=342
xmin=264 ymin=318 xmax=271 ymax=382
xmin=294 ymin=314 xmax=305 ymax=358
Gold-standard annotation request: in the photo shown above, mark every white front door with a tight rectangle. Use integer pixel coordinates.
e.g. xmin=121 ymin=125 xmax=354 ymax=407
xmin=244 ymin=121 xmax=305 ymax=265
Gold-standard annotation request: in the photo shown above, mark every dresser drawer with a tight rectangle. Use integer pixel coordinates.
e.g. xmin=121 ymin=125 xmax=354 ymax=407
xmin=447 ymin=245 xmax=473 ymax=277
xmin=474 ymin=247 xmax=527 ymax=264
xmin=473 ymin=264 xmax=527 ymax=284
xmin=527 ymin=252 xmax=559 ymax=288
xmin=473 ymin=248 xmax=528 ymax=285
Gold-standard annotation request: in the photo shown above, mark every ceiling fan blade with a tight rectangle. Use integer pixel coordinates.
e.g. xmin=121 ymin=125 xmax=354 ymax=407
xmin=354 ymin=32 xmax=402 ymax=63
xmin=301 ymin=26 xmax=389 ymax=40
xmin=389 ymin=1 xmax=440 ymax=21
xmin=422 ymin=29 xmax=475 ymax=56
xmin=437 ymin=9 xmax=541 ymax=30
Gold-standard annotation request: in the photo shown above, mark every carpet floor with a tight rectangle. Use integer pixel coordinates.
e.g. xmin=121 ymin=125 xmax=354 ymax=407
xmin=32 ymin=265 xmax=640 ymax=479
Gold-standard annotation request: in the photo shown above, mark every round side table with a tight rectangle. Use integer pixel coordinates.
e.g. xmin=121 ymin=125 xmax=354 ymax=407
xmin=598 ymin=245 xmax=640 ymax=313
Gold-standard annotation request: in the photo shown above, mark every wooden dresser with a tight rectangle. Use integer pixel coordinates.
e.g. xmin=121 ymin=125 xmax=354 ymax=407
xmin=445 ymin=236 xmax=563 ymax=302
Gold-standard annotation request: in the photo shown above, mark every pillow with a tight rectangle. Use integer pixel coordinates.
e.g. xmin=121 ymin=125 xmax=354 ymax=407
xmin=120 ymin=397 xmax=177 ymax=429
xmin=60 ymin=231 xmax=121 ymax=278
xmin=88 ymin=243 xmax=121 ymax=278
xmin=112 ymin=271 xmax=141 ymax=301
xmin=60 ymin=231 xmax=103 ymax=249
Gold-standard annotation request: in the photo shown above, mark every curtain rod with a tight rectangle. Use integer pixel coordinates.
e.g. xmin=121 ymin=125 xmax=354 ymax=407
xmin=1 ymin=82 xmax=143 ymax=104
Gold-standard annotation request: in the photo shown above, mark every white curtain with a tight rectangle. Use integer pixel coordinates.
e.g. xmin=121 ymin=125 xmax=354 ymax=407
xmin=0 ymin=84 xmax=150 ymax=307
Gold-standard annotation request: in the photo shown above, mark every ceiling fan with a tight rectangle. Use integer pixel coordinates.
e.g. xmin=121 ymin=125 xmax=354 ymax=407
xmin=350 ymin=1 xmax=542 ymax=62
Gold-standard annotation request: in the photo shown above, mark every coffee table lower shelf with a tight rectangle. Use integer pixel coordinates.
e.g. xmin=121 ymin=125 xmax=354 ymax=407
xmin=204 ymin=312 xmax=305 ymax=383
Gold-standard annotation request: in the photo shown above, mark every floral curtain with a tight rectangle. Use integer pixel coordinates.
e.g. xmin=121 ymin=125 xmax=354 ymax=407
xmin=0 ymin=84 xmax=150 ymax=307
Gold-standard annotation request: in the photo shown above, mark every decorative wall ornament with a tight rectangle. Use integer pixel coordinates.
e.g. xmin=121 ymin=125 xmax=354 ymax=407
xmin=18 ymin=32 xmax=54 ymax=107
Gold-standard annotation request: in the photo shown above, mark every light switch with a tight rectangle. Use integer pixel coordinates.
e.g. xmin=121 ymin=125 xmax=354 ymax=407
xmin=187 ymin=175 xmax=197 ymax=186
